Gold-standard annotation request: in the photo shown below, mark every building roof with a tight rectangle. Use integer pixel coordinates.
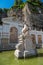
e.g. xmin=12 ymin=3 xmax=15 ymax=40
xmin=0 ymin=9 xmax=7 ymax=18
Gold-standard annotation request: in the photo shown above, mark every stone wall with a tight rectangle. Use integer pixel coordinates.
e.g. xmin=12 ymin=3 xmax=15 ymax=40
xmin=0 ymin=17 xmax=23 ymax=51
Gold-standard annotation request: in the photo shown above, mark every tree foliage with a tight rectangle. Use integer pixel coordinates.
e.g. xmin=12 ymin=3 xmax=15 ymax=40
xmin=12 ymin=0 xmax=25 ymax=9
xmin=15 ymin=0 xmax=23 ymax=5
xmin=26 ymin=0 xmax=43 ymax=8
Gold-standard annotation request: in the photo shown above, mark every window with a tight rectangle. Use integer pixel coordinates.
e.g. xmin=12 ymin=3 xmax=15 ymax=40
xmin=1 ymin=38 xmax=9 ymax=49
xmin=31 ymin=34 xmax=36 ymax=44
xmin=10 ymin=27 xmax=18 ymax=43
xmin=38 ymin=35 xmax=42 ymax=43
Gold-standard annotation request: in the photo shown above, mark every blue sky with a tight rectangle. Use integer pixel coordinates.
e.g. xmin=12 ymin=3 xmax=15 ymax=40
xmin=0 ymin=0 xmax=43 ymax=8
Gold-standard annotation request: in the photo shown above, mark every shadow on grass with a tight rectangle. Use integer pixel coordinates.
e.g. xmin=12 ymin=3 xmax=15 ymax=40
xmin=38 ymin=53 xmax=43 ymax=57
xmin=17 ymin=55 xmax=38 ymax=59
xmin=17 ymin=53 xmax=43 ymax=59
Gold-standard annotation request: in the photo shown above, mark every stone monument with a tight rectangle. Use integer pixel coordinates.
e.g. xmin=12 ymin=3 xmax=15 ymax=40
xmin=14 ymin=24 xmax=37 ymax=58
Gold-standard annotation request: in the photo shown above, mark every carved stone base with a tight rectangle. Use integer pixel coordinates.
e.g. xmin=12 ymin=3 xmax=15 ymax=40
xmin=14 ymin=49 xmax=37 ymax=58
xmin=23 ymin=49 xmax=37 ymax=58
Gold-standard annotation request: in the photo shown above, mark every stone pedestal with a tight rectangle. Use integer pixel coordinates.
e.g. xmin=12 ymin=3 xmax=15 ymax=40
xmin=24 ymin=49 xmax=37 ymax=58
xmin=14 ymin=49 xmax=37 ymax=58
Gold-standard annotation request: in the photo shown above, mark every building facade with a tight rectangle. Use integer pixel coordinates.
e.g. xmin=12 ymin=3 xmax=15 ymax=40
xmin=0 ymin=3 xmax=43 ymax=51
xmin=0 ymin=17 xmax=23 ymax=50
xmin=0 ymin=17 xmax=43 ymax=51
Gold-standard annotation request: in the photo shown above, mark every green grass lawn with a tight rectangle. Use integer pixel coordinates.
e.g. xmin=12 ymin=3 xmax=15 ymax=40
xmin=0 ymin=49 xmax=43 ymax=65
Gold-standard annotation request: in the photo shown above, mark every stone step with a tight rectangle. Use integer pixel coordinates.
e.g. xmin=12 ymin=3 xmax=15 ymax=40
xmin=18 ymin=37 xmax=23 ymax=40
xmin=18 ymin=37 xmax=23 ymax=39
xmin=19 ymin=41 xmax=23 ymax=43
xmin=18 ymin=35 xmax=23 ymax=39
xmin=19 ymin=39 xmax=23 ymax=41
xmin=19 ymin=37 xmax=23 ymax=39
xmin=19 ymin=38 xmax=23 ymax=41
xmin=19 ymin=40 xmax=23 ymax=41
